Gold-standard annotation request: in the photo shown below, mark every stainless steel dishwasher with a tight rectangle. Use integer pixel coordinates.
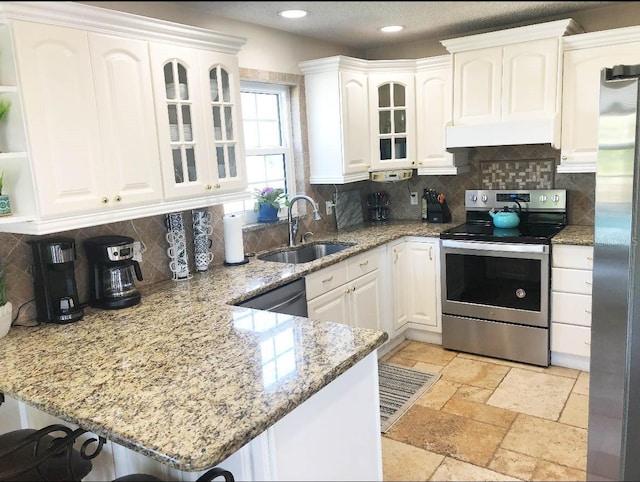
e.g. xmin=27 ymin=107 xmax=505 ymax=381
xmin=237 ymin=278 xmax=307 ymax=317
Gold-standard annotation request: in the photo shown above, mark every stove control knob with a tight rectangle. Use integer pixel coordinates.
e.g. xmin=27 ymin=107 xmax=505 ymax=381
xmin=539 ymin=194 xmax=547 ymax=202
xmin=552 ymin=194 xmax=560 ymax=203
xmin=481 ymin=195 xmax=488 ymax=202
xmin=469 ymin=194 xmax=477 ymax=202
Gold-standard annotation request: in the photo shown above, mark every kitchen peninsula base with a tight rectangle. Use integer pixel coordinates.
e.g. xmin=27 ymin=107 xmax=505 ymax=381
xmin=1 ymin=353 xmax=383 ymax=481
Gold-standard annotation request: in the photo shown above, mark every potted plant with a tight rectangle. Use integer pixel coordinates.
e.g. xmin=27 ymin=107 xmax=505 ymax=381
xmin=0 ymin=171 xmax=11 ymax=216
xmin=254 ymin=186 xmax=286 ymax=222
xmin=0 ymin=262 xmax=12 ymax=338
xmin=0 ymin=98 xmax=10 ymax=122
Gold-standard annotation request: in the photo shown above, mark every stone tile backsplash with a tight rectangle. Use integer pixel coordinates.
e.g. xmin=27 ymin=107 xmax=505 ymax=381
xmin=375 ymin=145 xmax=595 ymax=227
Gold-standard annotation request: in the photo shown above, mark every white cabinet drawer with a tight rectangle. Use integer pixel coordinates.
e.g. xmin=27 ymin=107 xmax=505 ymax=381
xmin=551 ymin=291 xmax=592 ymax=326
xmin=306 ymin=262 xmax=348 ymax=300
xmin=552 ymin=267 xmax=593 ymax=295
xmin=551 ymin=323 xmax=591 ymax=357
xmin=552 ymin=245 xmax=594 ymax=270
xmin=346 ymin=246 xmax=381 ymax=280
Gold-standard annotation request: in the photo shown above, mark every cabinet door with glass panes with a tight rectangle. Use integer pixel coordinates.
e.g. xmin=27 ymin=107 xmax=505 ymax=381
xmin=199 ymin=49 xmax=246 ymax=194
xmin=149 ymin=44 xmax=246 ymax=200
xmin=368 ymin=73 xmax=416 ymax=170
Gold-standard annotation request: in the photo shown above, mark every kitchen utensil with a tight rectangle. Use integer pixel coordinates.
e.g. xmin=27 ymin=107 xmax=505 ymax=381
xmin=425 ymin=189 xmax=451 ymax=223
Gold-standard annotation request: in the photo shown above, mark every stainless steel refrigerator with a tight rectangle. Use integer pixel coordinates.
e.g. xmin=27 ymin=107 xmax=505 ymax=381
xmin=589 ymin=64 xmax=640 ymax=480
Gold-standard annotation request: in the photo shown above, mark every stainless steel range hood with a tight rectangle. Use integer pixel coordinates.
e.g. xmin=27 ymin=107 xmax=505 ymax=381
xmin=445 ymin=118 xmax=561 ymax=149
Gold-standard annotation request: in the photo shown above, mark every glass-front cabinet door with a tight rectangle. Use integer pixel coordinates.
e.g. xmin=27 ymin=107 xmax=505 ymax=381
xmin=368 ymin=73 xmax=415 ymax=170
xmin=201 ymin=50 xmax=246 ymax=193
xmin=150 ymin=44 xmax=246 ymax=200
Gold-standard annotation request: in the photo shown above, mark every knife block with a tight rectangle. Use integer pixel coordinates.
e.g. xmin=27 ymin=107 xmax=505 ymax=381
xmin=427 ymin=198 xmax=451 ymax=223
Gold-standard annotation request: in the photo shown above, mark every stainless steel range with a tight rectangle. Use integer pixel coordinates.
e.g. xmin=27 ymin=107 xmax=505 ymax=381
xmin=439 ymin=189 xmax=568 ymax=367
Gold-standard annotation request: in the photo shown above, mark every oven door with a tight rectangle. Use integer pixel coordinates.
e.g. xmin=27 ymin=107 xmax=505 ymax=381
xmin=440 ymin=240 xmax=550 ymax=328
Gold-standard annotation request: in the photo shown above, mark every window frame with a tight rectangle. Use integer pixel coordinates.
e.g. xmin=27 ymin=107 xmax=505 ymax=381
xmin=224 ymin=81 xmax=296 ymax=223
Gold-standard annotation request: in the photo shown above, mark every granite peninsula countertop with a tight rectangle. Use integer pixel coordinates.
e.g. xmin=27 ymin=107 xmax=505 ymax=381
xmin=0 ymin=219 xmax=591 ymax=471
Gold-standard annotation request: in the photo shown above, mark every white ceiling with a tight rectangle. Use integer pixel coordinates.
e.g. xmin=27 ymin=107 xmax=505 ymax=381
xmin=180 ymin=1 xmax=623 ymax=50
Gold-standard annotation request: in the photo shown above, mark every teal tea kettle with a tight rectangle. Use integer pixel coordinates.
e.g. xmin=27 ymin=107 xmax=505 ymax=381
xmin=489 ymin=200 xmax=521 ymax=229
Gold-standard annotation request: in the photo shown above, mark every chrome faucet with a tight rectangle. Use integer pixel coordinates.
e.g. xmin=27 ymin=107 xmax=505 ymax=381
xmin=287 ymin=194 xmax=322 ymax=247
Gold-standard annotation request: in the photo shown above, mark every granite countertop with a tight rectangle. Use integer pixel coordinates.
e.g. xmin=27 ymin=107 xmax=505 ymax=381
xmin=0 ymin=220 xmax=449 ymax=472
xmin=0 ymin=219 xmax=592 ymax=471
xmin=552 ymin=224 xmax=594 ymax=246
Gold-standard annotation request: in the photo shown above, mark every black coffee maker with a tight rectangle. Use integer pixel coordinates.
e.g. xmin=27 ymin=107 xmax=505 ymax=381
xmin=29 ymin=237 xmax=84 ymax=324
xmin=84 ymin=235 xmax=143 ymax=309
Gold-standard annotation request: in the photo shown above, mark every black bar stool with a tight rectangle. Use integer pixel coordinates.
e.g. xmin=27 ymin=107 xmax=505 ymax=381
xmin=113 ymin=466 xmax=234 ymax=482
xmin=0 ymin=392 xmax=105 ymax=481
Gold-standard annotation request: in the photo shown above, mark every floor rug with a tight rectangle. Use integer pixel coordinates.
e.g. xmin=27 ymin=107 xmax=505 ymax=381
xmin=378 ymin=361 xmax=441 ymax=433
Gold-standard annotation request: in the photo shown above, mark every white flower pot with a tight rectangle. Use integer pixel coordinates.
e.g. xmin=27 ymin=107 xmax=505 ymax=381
xmin=0 ymin=301 xmax=12 ymax=338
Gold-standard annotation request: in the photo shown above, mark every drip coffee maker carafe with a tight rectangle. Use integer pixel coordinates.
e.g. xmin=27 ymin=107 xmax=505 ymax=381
xmin=29 ymin=237 xmax=84 ymax=324
xmin=84 ymin=235 xmax=143 ymax=309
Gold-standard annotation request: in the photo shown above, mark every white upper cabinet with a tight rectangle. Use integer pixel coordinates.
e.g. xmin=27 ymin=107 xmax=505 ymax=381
xmin=300 ymin=55 xmax=468 ymax=182
xmin=368 ymin=63 xmax=416 ymax=170
xmin=90 ymin=33 xmax=164 ymax=207
xmin=150 ymin=44 xmax=246 ymax=200
xmin=11 ymin=21 xmax=107 ymax=219
xmin=0 ymin=1 xmax=246 ymax=235
xmin=299 ymin=56 xmax=371 ymax=184
xmin=559 ymin=26 xmax=640 ymax=173
xmin=442 ymin=19 xmax=582 ymax=149
xmin=415 ymin=56 xmax=468 ymax=175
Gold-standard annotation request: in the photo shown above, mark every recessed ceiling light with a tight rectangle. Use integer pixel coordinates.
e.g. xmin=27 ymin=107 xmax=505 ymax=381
xmin=379 ymin=25 xmax=405 ymax=33
xmin=278 ymin=9 xmax=308 ymax=19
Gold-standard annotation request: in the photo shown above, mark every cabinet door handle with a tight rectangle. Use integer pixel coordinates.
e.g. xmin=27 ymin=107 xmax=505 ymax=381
xmin=585 ymin=309 xmax=592 ymax=314
xmin=101 ymin=197 xmax=108 ymax=204
xmin=562 ymin=155 xmax=568 ymax=160
xmin=429 ymin=246 xmax=433 ymax=261
xmin=586 ymin=280 xmax=592 ymax=285
xmin=584 ymin=340 xmax=591 ymax=345
xmin=359 ymin=260 xmax=369 ymax=267
xmin=344 ymin=287 xmax=351 ymax=294
xmin=587 ymin=256 xmax=593 ymax=261
xmin=114 ymin=195 xmax=122 ymax=202
xmin=393 ymin=249 xmax=398 ymax=263
xmin=205 ymin=184 xmax=212 ymax=190
xmin=322 ymin=276 xmax=334 ymax=283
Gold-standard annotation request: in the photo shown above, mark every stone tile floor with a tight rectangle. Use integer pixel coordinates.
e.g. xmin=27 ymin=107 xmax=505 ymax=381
xmin=380 ymin=340 xmax=589 ymax=481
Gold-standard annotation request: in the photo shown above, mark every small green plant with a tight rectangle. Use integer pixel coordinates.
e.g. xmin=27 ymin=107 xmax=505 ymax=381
xmin=0 ymin=98 xmax=10 ymax=122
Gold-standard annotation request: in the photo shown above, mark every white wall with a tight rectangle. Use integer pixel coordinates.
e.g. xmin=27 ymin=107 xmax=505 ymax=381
xmin=79 ymin=1 xmax=362 ymax=73
xmin=365 ymin=3 xmax=640 ymax=59
xmin=80 ymin=2 xmax=640 ymax=68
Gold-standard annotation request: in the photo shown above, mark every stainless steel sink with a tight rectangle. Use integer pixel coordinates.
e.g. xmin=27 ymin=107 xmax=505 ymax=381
xmin=258 ymin=242 xmax=354 ymax=264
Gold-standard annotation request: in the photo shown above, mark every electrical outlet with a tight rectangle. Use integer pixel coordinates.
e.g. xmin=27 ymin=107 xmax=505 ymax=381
xmin=325 ymin=200 xmax=334 ymax=215
xmin=410 ymin=192 xmax=418 ymax=205
xmin=133 ymin=241 xmax=143 ymax=262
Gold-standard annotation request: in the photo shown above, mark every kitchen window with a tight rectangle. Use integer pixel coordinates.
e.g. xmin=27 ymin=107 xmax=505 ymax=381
xmin=224 ymin=81 xmax=295 ymax=222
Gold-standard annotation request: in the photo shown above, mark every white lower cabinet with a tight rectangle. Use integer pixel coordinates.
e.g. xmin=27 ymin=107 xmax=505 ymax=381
xmin=306 ymin=246 xmax=384 ymax=332
xmin=388 ymin=237 xmax=441 ymax=343
xmin=1 ymin=353 xmax=382 ymax=481
xmin=550 ymin=244 xmax=594 ymax=371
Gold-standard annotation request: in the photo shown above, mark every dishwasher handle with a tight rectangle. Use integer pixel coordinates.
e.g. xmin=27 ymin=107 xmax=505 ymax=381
xmin=269 ymin=290 xmax=306 ymax=313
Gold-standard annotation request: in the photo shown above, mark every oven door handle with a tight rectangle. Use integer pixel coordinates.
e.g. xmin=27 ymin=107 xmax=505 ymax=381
xmin=440 ymin=240 xmax=549 ymax=254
